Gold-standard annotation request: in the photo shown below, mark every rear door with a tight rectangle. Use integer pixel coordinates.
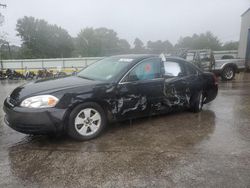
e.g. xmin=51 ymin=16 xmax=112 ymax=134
xmin=162 ymin=60 xmax=190 ymax=107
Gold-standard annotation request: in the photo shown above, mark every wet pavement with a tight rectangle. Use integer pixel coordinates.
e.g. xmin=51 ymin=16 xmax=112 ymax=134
xmin=0 ymin=74 xmax=250 ymax=188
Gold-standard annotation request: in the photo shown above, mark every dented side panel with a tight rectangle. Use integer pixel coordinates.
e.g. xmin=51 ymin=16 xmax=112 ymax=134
xmin=114 ymin=79 xmax=165 ymax=119
xmin=163 ymin=77 xmax=191 ymax=108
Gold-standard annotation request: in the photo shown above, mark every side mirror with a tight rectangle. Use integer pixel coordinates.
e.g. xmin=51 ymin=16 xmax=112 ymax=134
xmin=127 ymin=74 xmax=138 ymax=82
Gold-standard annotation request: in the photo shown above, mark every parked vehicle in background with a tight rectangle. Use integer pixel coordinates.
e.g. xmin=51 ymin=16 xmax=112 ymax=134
xmin=5 ymin=69 xmax=25 ymax=80
xmin=0 ymin=70 xmax=7 ymax=80
xmin=3 ymin=54 xmax=218 ymax=141
xmin=36 ymin=68 xmax=54 ymax=79
xmin=0 ymin=68 xmax=68 ymax=80
xmin=54 ymin=71 xmax=67 ymax=78
xmin=25 ymin=70 xmax=36 ymax=80
xmin=184 ymin=49 xmax=245 ymax=80
xmin=71 ymin=67 xmax=78 ymax=76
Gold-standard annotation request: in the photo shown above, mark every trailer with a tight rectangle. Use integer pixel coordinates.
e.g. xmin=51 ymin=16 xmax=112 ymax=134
xmin=184 ymin=49 xmax=245 ymax=81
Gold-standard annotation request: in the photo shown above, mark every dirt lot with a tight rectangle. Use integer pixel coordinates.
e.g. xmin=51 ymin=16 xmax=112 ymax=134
xmin=1 ymin=74 xmax=250 ymax=188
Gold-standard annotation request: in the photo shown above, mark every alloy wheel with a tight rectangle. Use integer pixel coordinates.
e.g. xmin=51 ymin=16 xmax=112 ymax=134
xmin=74 ymin=108 xmax=101 ymax=136
xmin=223 ymin=67 xmax=234 ymax=80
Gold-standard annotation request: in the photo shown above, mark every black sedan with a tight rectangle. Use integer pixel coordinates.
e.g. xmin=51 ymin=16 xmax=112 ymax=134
xmin=3 ymin=54 xmax=218 ymax=140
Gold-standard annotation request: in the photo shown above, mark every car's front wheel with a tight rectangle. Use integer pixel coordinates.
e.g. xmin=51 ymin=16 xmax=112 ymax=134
xmin=68 ymin=102 xmax=107 ymax=141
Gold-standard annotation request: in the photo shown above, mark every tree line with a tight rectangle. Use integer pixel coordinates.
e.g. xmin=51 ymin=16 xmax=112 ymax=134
xmin=1 ymin=16 xmax=239 ymax=59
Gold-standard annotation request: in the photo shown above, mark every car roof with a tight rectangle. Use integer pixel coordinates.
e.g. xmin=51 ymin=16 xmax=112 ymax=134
xmin=111 ymin=54 xmax=190 ymax=64
xmin=112 ymin=54 xmax=190 ymax=62
xmin=110 ymin=54 xmax=158 ymax=62
xmin=165 ymin=56 xmax=186 ymax=61
xmin=111 ymin=54 xmax=157 ymax=58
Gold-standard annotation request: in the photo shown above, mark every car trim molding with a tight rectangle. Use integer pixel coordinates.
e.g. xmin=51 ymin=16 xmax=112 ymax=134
xmin=119 ymin=78 xmax=164 ymax=85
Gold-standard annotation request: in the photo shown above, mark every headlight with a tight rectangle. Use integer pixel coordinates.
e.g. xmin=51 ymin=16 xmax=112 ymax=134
xmin=20 ymin=95 xmax=59 ymax=108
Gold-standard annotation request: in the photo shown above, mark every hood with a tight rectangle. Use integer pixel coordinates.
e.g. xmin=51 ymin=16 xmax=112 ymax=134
xmin=9 ymin=76 xmax=103 ymax=102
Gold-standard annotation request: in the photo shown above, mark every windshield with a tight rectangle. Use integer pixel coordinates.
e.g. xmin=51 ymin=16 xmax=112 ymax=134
xmin=77 ymin=57 xmax=134 ymax=81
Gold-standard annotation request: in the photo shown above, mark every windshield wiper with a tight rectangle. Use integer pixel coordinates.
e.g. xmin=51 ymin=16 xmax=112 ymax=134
xmin=77 ymin=75 xmax=95 ymax=80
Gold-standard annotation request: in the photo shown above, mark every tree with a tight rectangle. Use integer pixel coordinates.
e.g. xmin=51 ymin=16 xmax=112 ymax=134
xmin=133 ymin=38 xmax=145 ymax=53
xmin=0 ymin=39 xmax=11 ymax=59
xmin=222 ymin=41 xmax=239 ymax=50
xmin=0 ymin=13 xmax=4 ymax=26
xmin=74 ymin=27 xmax=130 ymax=57
xmin=147 ymin=40 xmax=173 ymax=54
xmin=0 ymin=3 xmax=6 ymax=26
xmin=16 ymin=16 xmax=74 ymax=58
xmin=176 ymin=31 xmax=222 ymax=50
xmin=117 ymin=39 xmax=130 ymax=54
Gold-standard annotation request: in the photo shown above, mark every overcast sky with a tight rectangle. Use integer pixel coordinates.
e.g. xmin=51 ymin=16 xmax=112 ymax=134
xmin=0 ymin=0 xmax=249 ymax=46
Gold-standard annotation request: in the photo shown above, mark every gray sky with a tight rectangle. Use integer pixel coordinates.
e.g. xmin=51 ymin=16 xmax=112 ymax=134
xmin=0 ymin=0 xmax=249 ymax=46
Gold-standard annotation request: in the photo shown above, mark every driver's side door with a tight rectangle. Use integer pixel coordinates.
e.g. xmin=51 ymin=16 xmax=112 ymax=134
xmin=115 ymin=57 xmax=164 ymax=119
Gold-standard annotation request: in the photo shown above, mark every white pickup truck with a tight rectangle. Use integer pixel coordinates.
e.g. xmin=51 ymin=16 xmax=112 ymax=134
xmin=185 ymin=49 xmax=245 ymax=80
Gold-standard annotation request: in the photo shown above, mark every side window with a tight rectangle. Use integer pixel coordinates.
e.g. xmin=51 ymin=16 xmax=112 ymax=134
xmin=163 ymin=61 xmax=183 ymax=77
xmin=124 ymin=58 xmax=161 ymax=82
xmin=186 ymin=64 xmax=198 ymax=75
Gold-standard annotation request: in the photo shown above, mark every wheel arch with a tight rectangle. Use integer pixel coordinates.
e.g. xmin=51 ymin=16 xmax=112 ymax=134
xmin=61 ymin=99 xmax=113 ymax=131
xmin=222 ymin=63 xmax=238 ymax=72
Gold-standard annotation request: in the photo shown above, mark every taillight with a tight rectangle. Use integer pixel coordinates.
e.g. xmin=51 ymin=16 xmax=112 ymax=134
xmin=213 ymin=73 xmax=218 ymax=85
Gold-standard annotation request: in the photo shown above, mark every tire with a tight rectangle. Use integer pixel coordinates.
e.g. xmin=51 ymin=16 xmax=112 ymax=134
xmin=67 ymin=102 xmax=107 ymax=141
xmin=221 ymin=66 xmax=235 ymax=81
xmin=190 ymin=91 xmax=203 ymax=113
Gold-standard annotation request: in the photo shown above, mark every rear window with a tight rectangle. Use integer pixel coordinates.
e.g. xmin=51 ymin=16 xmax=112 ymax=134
xmin=163 ymin=61 xmax=182 ymax=77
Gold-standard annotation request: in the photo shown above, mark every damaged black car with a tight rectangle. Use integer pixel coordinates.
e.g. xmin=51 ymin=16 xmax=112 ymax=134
xmin=3 ymin=54 xmax=218 ymax=140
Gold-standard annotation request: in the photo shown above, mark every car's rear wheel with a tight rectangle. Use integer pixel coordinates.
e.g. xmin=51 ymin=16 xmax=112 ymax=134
xmin=68 ymin=102 xmax=107 ymax=141
xmin=221 ymin=66 xmax=235 ymax=81
xmin=190 ymin=91 xmax=203 ymax=113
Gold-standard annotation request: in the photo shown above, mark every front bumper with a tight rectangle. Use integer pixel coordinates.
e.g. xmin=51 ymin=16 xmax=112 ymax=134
xmin=3 ymin=99 xmax=67 ymax=134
